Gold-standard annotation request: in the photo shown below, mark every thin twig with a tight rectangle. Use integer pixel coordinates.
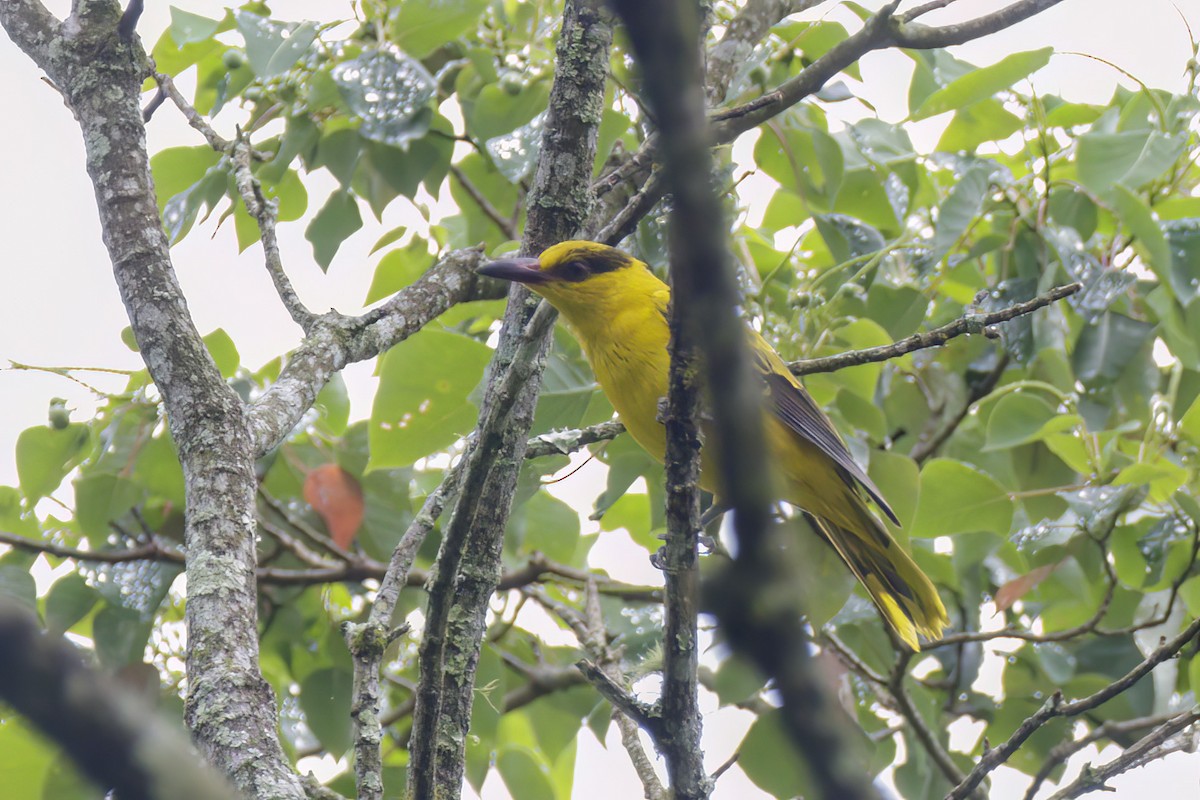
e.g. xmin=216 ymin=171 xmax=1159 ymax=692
xmin=948 ymin=615 xmax=1200 ymax=799
xmin=231 ymin=136 xmax=316 ymax=331
xmin=1023 ymin=710 xmax=1197 ymax=800
xmin=789 ymin=283 xmax=1081 ymax=376
xmin=0 ymin=529 xmax=184 ymax=564
xmin=450 ymin=164 xmax=519 ymax=240
xmin=1043 ymin=709 xmax=1200 ymax=800
xmin=154 ymin=72 xmax=233 ymax=152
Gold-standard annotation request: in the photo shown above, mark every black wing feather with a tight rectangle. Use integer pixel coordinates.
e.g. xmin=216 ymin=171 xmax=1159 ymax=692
xmin=760 ymin=362 xmax=900 ymax=526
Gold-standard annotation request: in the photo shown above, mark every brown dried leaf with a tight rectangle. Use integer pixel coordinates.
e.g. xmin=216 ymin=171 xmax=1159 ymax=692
xmin=303 ymin=464 xmax=365 ymax=549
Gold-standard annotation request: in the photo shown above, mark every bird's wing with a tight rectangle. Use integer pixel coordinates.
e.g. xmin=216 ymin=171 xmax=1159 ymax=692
xmin=750 ymin=335 xmax=900 ymax=526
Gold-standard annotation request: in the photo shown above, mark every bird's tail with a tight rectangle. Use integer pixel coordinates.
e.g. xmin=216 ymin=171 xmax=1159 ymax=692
xmin=806 ymin=512 xmax=948 ymax=650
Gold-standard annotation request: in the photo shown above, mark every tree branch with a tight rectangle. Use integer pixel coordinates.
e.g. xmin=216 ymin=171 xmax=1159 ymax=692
xmin=948 ymin=615 xmax=1200 ymax=800
xmin=790 ymin=283 xmax=1081 ymax=376
xmin=887 ymin=653 xmax=980 ymax=798
xmin=344 ymin=454 xmax=465 ymax=800
xmin=1023 ymin=710 xmax=1197 ymax=800
xmin=245 ymin=248 xmax=489 ymax=455
xmin=0 ymin=0 xmax=59 ymax=67
xmin=707 ymin=0 xmax=824 ymax=103
xmin=1 ymin=16 xmax=306 ymax=796
xmin=553 ymin=581 xmax=667 ymax=800
xmin=153 ymin=71 xmax=235 ymax=151
xmin=0 ymin=529 xmax=185 ymax=564
xmin=612 ymin=1 xmax=878 ymax=798
xmin=231 ymin=136 xmax=316 ymax=331
xmin=406 ymin=3 xmax=613 ymax=795
xmin=892 ymin=0 xmax=1067 ymax=49
xmin=592 ymin=0 xmax=1069 ymax=240
xmin=0 ymin=601 xmax=237 ymax=800
xmin=450 ymin=164 xmax=519 ymax=240
xmin=658 ymin=289 xmax=709 ymax=797
xmin=1044 ymin=709 xmax=1200 ymax=800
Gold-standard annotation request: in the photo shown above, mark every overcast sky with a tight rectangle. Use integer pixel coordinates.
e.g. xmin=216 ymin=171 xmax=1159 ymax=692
xmin=2 ymin=1 xmax=1199 ymax=797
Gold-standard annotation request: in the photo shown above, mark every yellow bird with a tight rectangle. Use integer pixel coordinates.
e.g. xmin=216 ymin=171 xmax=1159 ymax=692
xmin=479 ymin=241 xmax=948 ymax=648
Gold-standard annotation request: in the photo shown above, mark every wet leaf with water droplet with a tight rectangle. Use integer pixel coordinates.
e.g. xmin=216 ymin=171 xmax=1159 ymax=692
xmin=333 ymin=49 xmax=436 ymax=147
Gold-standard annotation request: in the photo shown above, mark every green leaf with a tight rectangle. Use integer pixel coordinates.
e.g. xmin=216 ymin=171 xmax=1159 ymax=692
xmin=913 ymin=48 xmax=1052 ymax=120
xmin=1077 ymin=130 xmax=1187 ymax=196
xmin=1113 ymin=461 xmax=1189 ymax=504
xmin=75 ymin=474 xmax=144 ymax=543
xmin=300 ymin=667 xmax=354 ymax=758
xmin=0 ymin=486 xmax=38 ymax=538
xmin=170 ymin=7 xmax=221 ymax=46
xmin=0 ymin=564 xmax=36 ymax=612
xmin=1164 ymin=219 xmax=1200 ymax=304
xmin=1111 ymin=184 xmax=1169 ymax=278
xmin=370 ymin=225 xmax=407 ymax=255
xmin=149 ymin=146 xmax=222 ymax=213
xmin=45 ymin=573 xmax=99 ymax=635
xmin=0 ymin=719 xmax=53 ymax=800
xmin=1179 ymin=393 xmax=1200 ymax=444
xmin=867 ymin=450 xmax=920 ymax=533
xmin=469 ymin=81 xmax=550 ymax=142
xmin=364 ymin=238 xmax=435 ymax=305
xmin=367 ymin=328 xmax=492 ymax=470
xmin=713 ymin=654 xmax=768 ymax=706
xmin=16 ymin=424 xmax=90 ymax=504
xmin=315 ymin=374 xmax=350 ymax=436
xmin=132 ymin=433 xmax=186 ymax=508
xmin=912 ymin=459 xmax=1013 ymax=537
xmin=984 ymin=393 xmax=1059 ymax=451
xmin=509 ymin=492 xmax=580 ymax=564
xmin=389 ymin=0 xmax=490 ymax=58
xmin=333 ymin=50 xmax=436 ymax=146
xmin=932 ymin=163 xmax=990 ymax=260
xmin=235 ymin=12 xmax=317 ymax=79
xmin=1071 ymin=312 xmax=1155 ymax=386
xmin=937 ymin=98 xmax=1024 ymax=152
xmin=1047 ymin=186 xmax=1098 ymax=240
xmin=305 ymin=190 xmax=363 ymax=272
xmin=486 ymin=113 xmax=544 ymax=183
xmin=814 ymin=214 xmax=883 ymax=264
xmin=740 ymin=710 xmax=815 ymax=798
xmin=496 ymin=748 xmax=555 ymax=800
xmin=202 ymin=328 xmax=239 ymax=379
xmin=93 ymin=605 xmax=153 ymax=667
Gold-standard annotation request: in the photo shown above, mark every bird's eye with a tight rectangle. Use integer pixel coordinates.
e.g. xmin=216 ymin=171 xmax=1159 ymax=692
xmin=559 ymin=261 xmax=589 ymax=282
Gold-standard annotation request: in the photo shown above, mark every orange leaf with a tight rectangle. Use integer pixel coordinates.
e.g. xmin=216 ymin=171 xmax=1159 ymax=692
xmin=303 ymin=464 xmax=365 ymax=550
xmin=994 ymin=562 xmax=1060 ymax=613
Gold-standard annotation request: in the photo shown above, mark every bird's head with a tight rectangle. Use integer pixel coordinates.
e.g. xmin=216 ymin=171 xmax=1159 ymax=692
xmin=477 ymin=241 xmax=664 ymax=325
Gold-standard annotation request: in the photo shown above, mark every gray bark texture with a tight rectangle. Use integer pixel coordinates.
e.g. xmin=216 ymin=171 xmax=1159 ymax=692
xmin=405 ymin=1 xmax=614 ymax=797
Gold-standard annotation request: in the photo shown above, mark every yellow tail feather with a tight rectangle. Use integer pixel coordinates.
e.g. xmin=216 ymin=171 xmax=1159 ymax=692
xmin=806 ymin=514 xmax=948 ymax=650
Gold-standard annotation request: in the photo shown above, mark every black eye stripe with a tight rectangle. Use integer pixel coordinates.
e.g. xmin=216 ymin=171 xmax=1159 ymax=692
xmin=554 ymin=261 xmax=589 ymax=282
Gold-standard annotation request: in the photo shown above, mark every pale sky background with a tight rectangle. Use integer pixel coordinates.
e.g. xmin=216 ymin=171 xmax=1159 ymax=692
xmin=2 ymin=1 xmax=1200 ymax=798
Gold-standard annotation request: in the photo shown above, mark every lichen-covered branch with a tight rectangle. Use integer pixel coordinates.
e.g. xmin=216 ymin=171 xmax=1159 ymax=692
xmin=0 ymin=0 xmax=57 ymax=65
xmin=405 ymin=3 xmax=613 ymax=796
xmin=345 ymin=456 xmax=464 ymax=800
xmin=245 ymin=248 xmax=489 ymax=455
xmin=707 ymin=0 xmax=823 ymax=103
xmin=948 ymin=614 xmax=1200 ymax=799
xmin=1023 ymin=710 xmax=1198 ymax=800
xmin=1043 ymin=709 xmax=1200 ymax=800
xmin=0 ymin=602 xmax=238 ymax=800
xmin=658 ymin=169 xmax=711 ymax=800
xmin=231 ymin=137 xmax=316 ymax=331
xmin=0 ymin=5 xmax=305 ymax=795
